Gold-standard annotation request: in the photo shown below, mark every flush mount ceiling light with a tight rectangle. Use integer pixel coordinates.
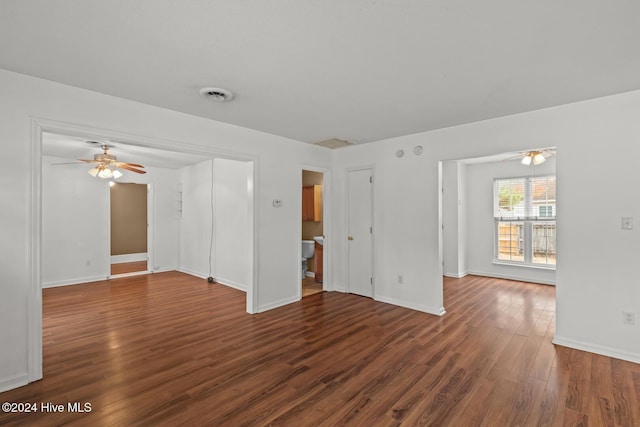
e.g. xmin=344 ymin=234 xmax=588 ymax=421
xmin=521 ymin=150 xmax=546 ymax=166
xmin=199 ymin=87 xmax=234 ymax=102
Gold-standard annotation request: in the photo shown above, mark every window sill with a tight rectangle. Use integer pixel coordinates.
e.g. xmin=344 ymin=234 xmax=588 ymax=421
xmin=492 ymin=261 xmax=556 ymax=271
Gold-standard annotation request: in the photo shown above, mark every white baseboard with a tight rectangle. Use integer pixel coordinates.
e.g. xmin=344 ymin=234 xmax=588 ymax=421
xmin=43 ymin=275 xmax=108 ymax=288
xmin=177 ymin=267 xmax=208 ymax=279
xmin=258 ymin=295 xmax=300 ymax=313
xmin=553 ymin=335 xmax=640 ymax=365
xmin=111 ymin=253 xmax=147 ymax=264
xmin=213 ymin=276 xmax=247 ymax=292
xmin=374 ymin=294 xmax=446 ymax=316
xmin=466 ymin=269 xmax=555 ymax=286
xmin=0 ymin=372 xmax=28 ymax=393
xmin=444 ymin=272 xmax=468 ymax=279
xmin=177 ymin=268 xmax=247 ymax=292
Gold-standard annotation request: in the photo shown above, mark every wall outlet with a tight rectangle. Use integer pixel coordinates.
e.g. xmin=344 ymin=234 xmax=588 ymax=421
xmin=622 ymin=311 xmax=636 ymax=325
xmin=622 ymin=217 xmax=633 ymax=230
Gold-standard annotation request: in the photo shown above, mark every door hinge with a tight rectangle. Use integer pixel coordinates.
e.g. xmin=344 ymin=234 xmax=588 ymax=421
xmin=370 ymin=277 xmax=373 ymax=285
xmin=369 ymin=176 xmax=373 ymax=183
xmin=370 ymin=226 xmax=373 ymax=234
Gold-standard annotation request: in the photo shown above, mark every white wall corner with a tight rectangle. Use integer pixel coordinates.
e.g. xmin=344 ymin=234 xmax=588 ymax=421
xmin=553 ymin=335 xmax=640 ymax=365
xmin=176 ymin=267 xmax=208 ymax=280
xmin=374 ymin=294 xmax=446 ymax=316
xmin=0 ymin=373 xmax=29 ymax=394
xmin=444 ymin=272 xmax=468 ymax=279
xmin=214 ymin=277 xmax=247 ymax=292
xmin=258 ymin=295 xmax=300 ymax=313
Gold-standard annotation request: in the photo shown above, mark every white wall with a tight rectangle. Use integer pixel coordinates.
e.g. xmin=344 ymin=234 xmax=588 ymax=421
xmin=0 ymin=68 xmax=331 ymax=392
xmin=41 ymin=156 xmax=180 ymax=287
xmin=178 ymin=158 xmax=252 ymax=291
xmin=333 ymin=90 xmax=640 ymax=364
xmin=442 ymin=160 xmax=467 ymax=278
xmin=333 ymin=145 xmax=445 ymax=315
xmin=213 ymin=158 xmax=252 ymax=290
xmin=461 ymin=156 xmax=556 ymax=284
xmin=179 ymin=159 xmax=215 ymax=278
xmin=42 ymin=156 xmax=111 ymax=286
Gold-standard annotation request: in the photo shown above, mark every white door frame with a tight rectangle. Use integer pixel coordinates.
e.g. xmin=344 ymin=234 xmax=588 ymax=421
xmin=299 ymin=165 xmax=331 ymax=298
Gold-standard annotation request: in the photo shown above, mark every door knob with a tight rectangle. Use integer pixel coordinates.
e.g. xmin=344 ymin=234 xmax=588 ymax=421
xmin=348 ymin=236 xmax=354 ymax=240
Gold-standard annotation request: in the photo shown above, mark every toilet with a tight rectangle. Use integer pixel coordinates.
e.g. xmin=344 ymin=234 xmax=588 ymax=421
xmin=301 ymin=240 xmax=315 ymax=279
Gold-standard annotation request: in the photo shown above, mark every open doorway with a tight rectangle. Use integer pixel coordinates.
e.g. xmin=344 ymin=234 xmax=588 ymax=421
xmin=109 ymin=182 xmax=150 ymax=276
xmin=439 ymin=149 xmax=557 ymax=292
xmin=31 ymin=121 xmax=258 ymax=387
xmin=301 ymin=169 xmax=324 ymax=297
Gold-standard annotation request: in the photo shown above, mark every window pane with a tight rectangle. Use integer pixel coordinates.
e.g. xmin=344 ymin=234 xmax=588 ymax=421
xmin=531 ymin=176 xmax=556 ymax=218
xmin=532 ymin=222 xmax=556 ymax=265
xmin=497 ymin=222 xmax=524 ymax=262
xmin=496 ymin=179 xmax=525 ymax=218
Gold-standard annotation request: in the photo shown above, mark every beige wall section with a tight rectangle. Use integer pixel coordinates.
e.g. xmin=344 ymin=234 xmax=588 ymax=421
xmin=302 ymin=171 xmax=323 ymax=273
xmin=111 ymin=183 xmax=148 ymax=255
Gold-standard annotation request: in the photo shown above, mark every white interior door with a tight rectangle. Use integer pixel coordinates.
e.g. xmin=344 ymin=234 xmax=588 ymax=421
xmin=347 ymin=168 xmax=373 ymax=297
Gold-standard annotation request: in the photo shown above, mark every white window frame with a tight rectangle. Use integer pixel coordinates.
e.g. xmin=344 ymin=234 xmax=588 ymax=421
xmin=493 ymin=175 xmax=556 ymax=269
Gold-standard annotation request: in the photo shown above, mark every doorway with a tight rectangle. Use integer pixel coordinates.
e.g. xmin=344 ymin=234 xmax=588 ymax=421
xmin=110 ymin=182 xmax=150 ymax=276
xmin=301 ymin=169 xmax=324 ymax=297
xmin=347 ymin=168 xmax=373 ymax=298
xmin=32 ymin=121 xmax=259 ymax=386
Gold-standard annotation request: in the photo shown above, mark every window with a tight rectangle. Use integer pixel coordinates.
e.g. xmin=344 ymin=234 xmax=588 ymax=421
xmin=494 ymin=175 xmax=556 ymax=267
xmin=538 ymin=205 xmax=553 ymax=217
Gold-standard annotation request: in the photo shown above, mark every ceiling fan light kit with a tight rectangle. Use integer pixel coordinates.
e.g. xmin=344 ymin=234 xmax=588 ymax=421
xmin=88 ymin=166 xmax=123 ymax=179
xmin=521 ymin=150 xmax=546 ymax=166
xmin=80 ymin=144 xmax=146 ymax=179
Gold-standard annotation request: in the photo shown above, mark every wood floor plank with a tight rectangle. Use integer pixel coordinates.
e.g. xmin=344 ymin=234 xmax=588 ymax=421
xmin=1 ymin=272 xmax=640 ymax=426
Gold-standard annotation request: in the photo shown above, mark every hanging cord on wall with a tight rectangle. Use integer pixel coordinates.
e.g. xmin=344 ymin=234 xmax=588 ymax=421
xmin=207 ymin=158 xmax=216 ymax=284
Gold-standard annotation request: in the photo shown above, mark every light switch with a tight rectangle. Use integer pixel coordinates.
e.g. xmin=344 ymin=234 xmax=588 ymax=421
xmin=622 ymin=217 xmax=633 ymax=230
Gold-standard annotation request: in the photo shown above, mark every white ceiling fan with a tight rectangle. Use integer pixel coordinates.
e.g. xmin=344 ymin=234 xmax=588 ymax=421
xmin=54 ymin=143 xmax=146 ymax=179
xmin=507 ymin=147 xmax=556 ymax=166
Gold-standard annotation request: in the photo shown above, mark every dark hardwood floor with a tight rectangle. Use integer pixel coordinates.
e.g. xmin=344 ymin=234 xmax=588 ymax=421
xmin=1 ymin=273 xmax=639 ymax=426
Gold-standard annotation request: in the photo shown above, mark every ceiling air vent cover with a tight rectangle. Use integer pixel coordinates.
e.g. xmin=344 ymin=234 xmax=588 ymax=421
xmin=199 ymin=87 xmax=234 ymax=102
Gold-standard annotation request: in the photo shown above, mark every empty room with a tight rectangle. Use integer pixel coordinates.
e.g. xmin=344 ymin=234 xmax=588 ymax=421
xmin=1 ymin=1 xmax=639 ymax=425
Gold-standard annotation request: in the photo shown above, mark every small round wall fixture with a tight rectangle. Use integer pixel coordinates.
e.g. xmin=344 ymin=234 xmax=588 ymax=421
xmin=395 ymin=149 xmax=404 ymax=158
xmin=413 ymin=145 xmax=423 ymax=156
xmin=199 ymin=87 xmax=234 ymax=102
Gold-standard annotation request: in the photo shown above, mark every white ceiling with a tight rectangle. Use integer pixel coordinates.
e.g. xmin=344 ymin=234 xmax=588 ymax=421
xmin=2 ymin=1 xmax=640 ymax=145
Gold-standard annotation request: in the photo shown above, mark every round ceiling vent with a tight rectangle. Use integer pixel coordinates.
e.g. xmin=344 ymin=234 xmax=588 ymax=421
xmin=199 ymin=87 xmax=234 ymax=102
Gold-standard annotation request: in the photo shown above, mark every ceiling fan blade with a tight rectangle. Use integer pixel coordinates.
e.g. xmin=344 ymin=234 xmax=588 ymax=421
xmin=77 ymin=159 xmax=98 ymax=163
xmin=118 ymin=164 xmax=147 ymax=174
xmin=114 ymin=161 xmax=145 ymax=169
xmin=51 ymin=161 xmax=84 ymax=165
